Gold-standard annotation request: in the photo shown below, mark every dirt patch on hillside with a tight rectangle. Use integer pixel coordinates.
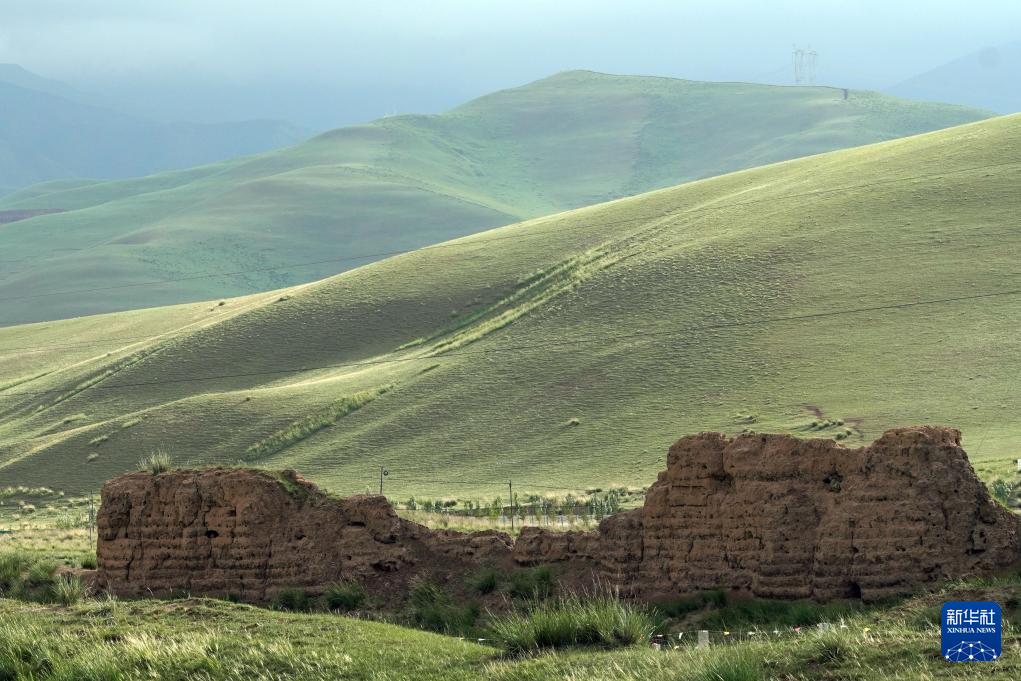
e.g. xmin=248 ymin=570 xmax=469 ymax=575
xmin=97 ymin=426 xmax=1021 ymax=605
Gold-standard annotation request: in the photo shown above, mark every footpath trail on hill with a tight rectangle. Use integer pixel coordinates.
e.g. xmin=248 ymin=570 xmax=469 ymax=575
xmin=0 ymin=114 xmax=1019 ymax=497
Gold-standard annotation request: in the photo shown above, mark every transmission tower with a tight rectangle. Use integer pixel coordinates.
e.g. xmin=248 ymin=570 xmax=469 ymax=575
xmin=806 ymin=48 xmax=818 ymax=84
xmin=792 ymin=45 xmax=819 ymax=85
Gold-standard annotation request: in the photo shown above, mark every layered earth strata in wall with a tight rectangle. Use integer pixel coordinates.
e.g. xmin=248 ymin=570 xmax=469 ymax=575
xmin=97 ymin=426 xmax=1021 ymax=603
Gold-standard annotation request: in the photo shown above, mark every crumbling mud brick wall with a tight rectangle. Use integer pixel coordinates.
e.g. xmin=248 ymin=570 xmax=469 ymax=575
xmin=631 ymin=426 xmax=1021 ymax=601
xmin=97 ymin=469 xmax=515 ymax=603
xmin=97 ymin=427 xmax=1021 ymax=603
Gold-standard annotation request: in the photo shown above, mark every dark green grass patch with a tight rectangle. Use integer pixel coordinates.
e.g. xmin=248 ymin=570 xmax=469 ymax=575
xmin=490 ymin=593 xmax=655 ymax=654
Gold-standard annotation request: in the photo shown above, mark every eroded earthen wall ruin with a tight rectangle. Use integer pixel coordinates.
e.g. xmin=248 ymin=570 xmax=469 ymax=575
xmin=97 ymin=426 xmax=1021 ymax=603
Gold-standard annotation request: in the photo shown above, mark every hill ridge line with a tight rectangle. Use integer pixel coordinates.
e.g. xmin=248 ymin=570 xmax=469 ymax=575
xmin=2 ymin=156 xmax=1017 ymax=309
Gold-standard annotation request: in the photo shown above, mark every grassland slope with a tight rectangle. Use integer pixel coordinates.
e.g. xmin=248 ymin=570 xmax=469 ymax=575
xmin=0 ymin=114 xmax=1019 ymax=498
xmin=0 ymin=70 xmax=990 ymax=324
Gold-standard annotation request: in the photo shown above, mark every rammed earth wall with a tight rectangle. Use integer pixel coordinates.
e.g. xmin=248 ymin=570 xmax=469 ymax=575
xmin=97 ymin=427 xmax=1021 ymax=603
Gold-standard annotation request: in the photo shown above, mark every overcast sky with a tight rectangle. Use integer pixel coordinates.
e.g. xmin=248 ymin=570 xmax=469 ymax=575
xmin=1 ymin=1 xmax=1019 ymax=129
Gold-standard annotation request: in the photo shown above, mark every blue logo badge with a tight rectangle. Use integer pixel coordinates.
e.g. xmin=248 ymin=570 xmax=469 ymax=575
xmin=941 ymin=601 xmax=1001 ymax=661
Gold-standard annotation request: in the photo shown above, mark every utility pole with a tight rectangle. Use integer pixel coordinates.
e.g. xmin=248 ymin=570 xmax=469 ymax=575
xmin=508 ymin=480 xmax=514 ymax=531
xmin=87 ymin=493 xmax=95 ymax=546
xmin=379 ymin=467 xmax=388 ymax=496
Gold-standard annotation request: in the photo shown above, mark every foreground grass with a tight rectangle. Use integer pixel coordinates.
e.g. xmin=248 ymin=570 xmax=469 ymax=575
xmin=3 ymin=590 xmax=1020 ymax=681
xmin=0 ymin=598 xmax=494 ymax=681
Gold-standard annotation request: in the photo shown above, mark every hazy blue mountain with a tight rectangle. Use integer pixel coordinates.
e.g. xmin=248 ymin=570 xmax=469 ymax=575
xmin=0 ymin=65 xmax=310 ymax=195
xmin=0 ymin=63 xmax=88 ymax=101
xmin=889 ymin=42 xmax=1021 ymax=113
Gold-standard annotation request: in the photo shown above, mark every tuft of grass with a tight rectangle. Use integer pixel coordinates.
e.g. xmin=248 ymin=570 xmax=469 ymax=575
xmin=691 ymin=645 xmax=764 ymax=681
xmin=25 ymin=559 xmax=58 ymax=588
xmin=490 ymin=593 xmax=655 ymax=654
xmin=0 ymin=551 xmax=60 ymax=602
xmin=470 ymin=568 xmax=500 ymax=595
xmin=0 ymin=552 xmax=29 ymax=595
xmin=79 ymin=554 xmax=97 ymax=570
xmin=409 ymin=578 xmax=479 ymax=635
xmin=272 ymin=587 xmax=314 ymax=612
xmin=270 ymin=470 xmax=314 ymax=500
xmin=508 ymin=566 xmax=555 ymax=600
xmin=807 ymin=630 xmax=850 ymax=665
xmin=51 ymin=575 xmax=90 ymax=606
xmin=138 ymin=449 xmax=172 ymax=475
xmin=323 ymin=581 xmax=366 ymax=612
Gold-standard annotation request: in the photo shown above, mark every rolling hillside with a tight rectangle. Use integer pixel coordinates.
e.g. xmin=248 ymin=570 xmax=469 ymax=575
xmin=0 ymin=114 xmax=1018 ymax=499
xmin=0 ymin=65 xmax=308 ymax=196
xmin=0 ymin=70 xmax=991 ymax=325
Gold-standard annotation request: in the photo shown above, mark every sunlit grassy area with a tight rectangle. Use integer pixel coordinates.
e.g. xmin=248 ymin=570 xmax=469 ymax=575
xmin=2 ymin=115 xmax=1021 ymax=502
xmin=0 ymin=71 xmax=988 ymax=324
xmin=0 ymin=492 xmax=95 ymax=567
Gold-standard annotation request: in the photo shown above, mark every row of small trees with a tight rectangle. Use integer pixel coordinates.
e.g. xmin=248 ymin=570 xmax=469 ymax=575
xmin=400 ymin=489 xmax=627 ymax=522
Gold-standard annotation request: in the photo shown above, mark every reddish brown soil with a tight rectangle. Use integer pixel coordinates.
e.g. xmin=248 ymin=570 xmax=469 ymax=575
xmin=97 ymin=426 xmax=1021 ymax=605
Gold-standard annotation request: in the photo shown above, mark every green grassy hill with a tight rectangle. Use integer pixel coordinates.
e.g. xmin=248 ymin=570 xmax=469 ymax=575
xmin=0 ymin=70 xmax=990 ymax=324
xmin=0 ymin=114 xmax=1019 ymax=499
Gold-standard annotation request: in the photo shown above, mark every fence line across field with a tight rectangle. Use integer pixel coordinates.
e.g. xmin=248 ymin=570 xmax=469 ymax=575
xmin=467 ymin=621 xmax=881 ymax=649
xmin=388 ymin=485 xmax=631 ymax=532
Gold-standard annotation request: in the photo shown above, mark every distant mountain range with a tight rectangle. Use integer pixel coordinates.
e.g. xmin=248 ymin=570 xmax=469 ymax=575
xmin=0 ymin=70 xmax=992 ymax=324
xmin=0 ymin=64 xmax=310 ymax=195
xmin=890 ymin=41 xmax=1021 ymax=113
